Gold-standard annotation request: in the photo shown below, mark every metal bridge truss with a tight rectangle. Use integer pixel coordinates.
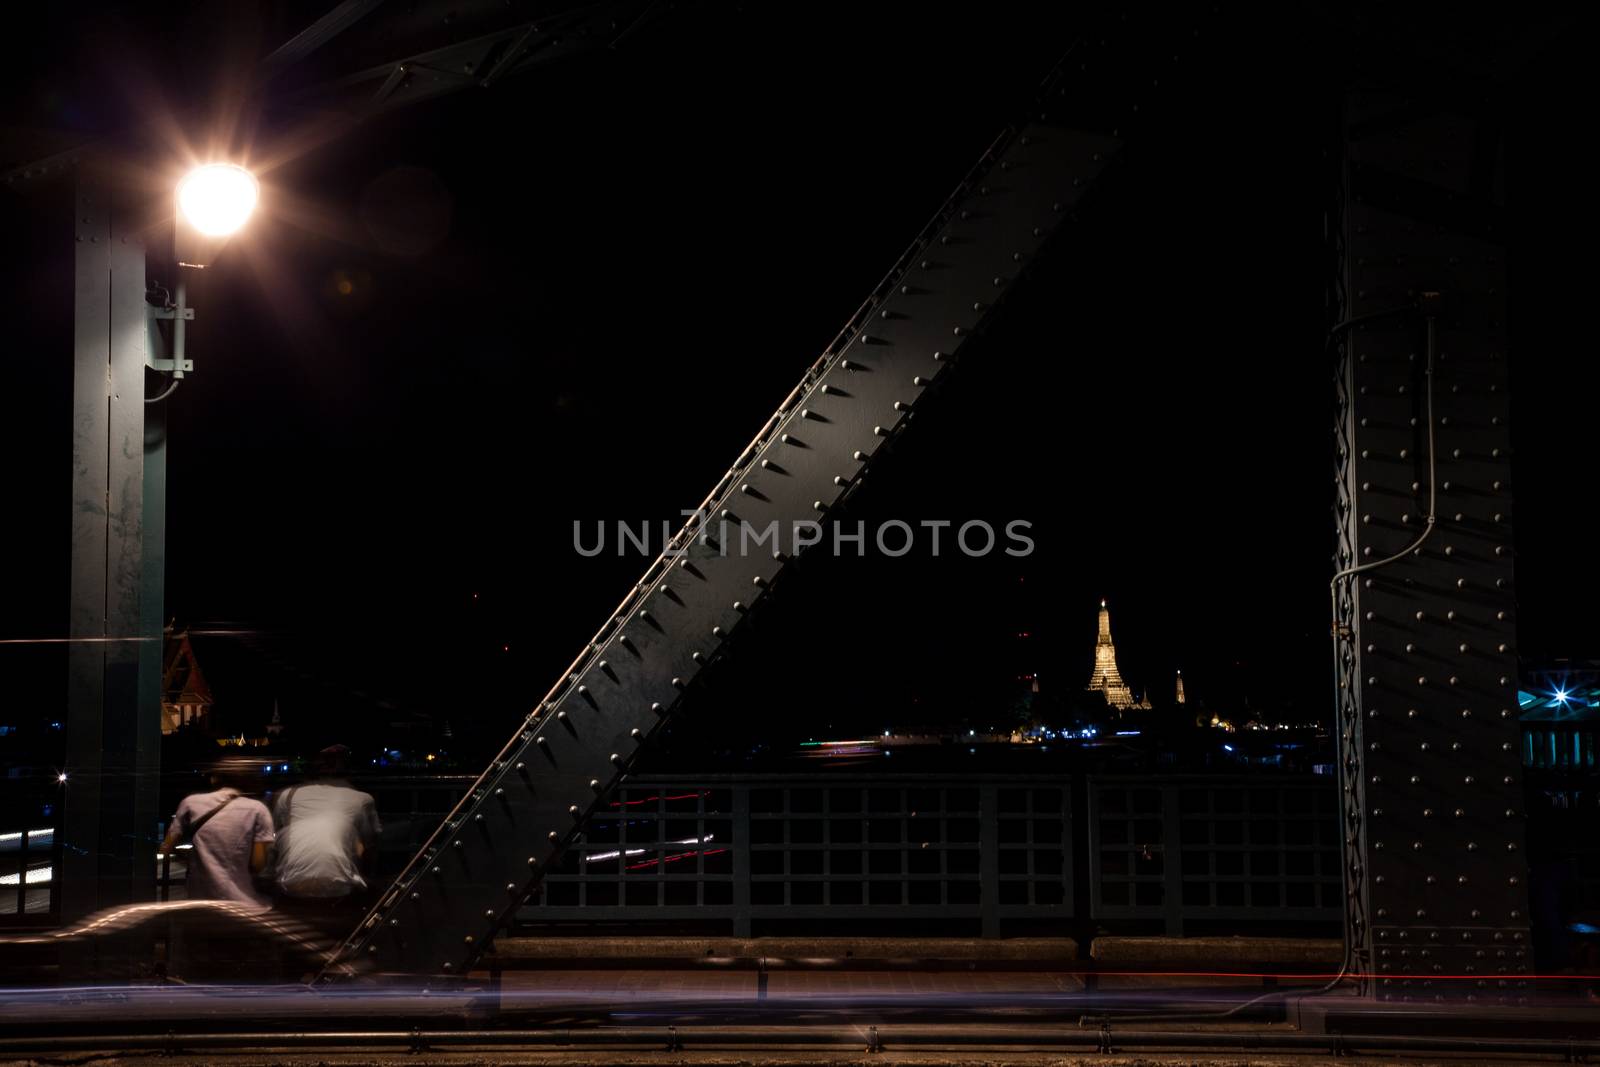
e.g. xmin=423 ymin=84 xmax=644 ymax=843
xmin=320 ymin=12 xmax=1221 ymax=976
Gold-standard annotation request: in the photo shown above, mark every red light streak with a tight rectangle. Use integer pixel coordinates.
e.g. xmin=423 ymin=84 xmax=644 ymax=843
xmin=608 ymin=791 xmax=707 ymax=808
xmin=626 ymin=847 xmax=727 ymax=871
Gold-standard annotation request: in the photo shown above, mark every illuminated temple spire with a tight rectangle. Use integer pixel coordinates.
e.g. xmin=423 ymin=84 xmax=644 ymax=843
xmin=1087 ymin=599 xmax=1139 ymax=710
xmin=1176 ymin=670 xmax=1187 ymax=705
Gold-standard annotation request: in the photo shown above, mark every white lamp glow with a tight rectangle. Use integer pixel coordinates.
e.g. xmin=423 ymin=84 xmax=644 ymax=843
xmin=177 ymin=163 xmax=258 ymax=237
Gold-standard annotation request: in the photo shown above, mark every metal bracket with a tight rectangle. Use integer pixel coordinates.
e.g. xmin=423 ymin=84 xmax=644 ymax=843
xmin=145 ymin=285 xmax=194 ymax=376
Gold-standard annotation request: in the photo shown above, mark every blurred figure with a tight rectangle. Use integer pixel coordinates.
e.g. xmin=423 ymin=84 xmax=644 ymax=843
xmin=271 ymin=744 xmax=382 ymax=941
xmin=159 ymin=760 xmax=276 ymax=981
xmin=160 ymin=759 xmax=275 ymax=910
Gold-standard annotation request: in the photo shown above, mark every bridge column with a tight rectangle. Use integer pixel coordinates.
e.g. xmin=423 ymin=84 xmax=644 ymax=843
xmin=1332 ymin=80 xmax=1529 ymax=1000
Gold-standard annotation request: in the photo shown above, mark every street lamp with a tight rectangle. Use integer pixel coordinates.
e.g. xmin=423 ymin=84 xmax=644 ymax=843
xmin=177 ymin=163 xmax=258 ymax=238
xmin=175 ymin=162 xmax=258 ymax=268
xmin=151 ymin=163 xmax=259 ymax=384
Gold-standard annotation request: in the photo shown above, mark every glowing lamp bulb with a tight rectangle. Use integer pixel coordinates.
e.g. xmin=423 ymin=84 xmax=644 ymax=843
xmin=57 ymin=773 xmax=68 ymax=784
xmin=1555 ymin=689 xmax=1569 ymax=704
xmin=177 ymin=164 xmax=258 ymax=237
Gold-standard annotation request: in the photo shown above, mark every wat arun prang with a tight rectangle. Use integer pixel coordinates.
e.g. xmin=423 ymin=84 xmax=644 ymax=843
xmin=1086 ymin=599 xmax=1153 ymax=712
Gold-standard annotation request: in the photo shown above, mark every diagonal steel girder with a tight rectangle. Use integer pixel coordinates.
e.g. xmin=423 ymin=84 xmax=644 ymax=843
xmin=321 ymin=14 xmax=1201 ymax=978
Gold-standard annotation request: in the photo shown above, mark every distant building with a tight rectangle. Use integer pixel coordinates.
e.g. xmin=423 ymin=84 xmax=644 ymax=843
xmin=1518 ymin=667 xmax=1600 ymax=773
xmin=1086 ymin=599 xmax=1150 ymax=712
xmin=1175 ymin=670 xmax=1187 ymax=706
xmin=161 ymin=628 xmax=214 ymax=735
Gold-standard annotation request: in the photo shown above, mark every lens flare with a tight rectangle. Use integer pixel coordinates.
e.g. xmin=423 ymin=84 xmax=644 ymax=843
xmin=177 ymin=164 xmax=259 ymax=237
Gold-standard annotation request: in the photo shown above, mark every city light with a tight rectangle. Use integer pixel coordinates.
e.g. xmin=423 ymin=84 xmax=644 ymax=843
xmin=177 ymin=164 xmax=259 ymax=237
xmin=1554 ymin=689 xmax=1570 ymax=705
xmin=56 ymin=772 xmax=68 ymax=784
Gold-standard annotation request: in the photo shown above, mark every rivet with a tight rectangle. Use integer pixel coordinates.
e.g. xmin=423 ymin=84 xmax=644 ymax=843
xmin=651 ymin=702 xmax=664 ymax=714
xmin=610 ymin=752 xmax=622 ymax=764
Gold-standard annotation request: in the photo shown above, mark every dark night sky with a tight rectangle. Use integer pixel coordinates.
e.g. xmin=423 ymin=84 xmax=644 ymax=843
xmin=2 ymin=3 xmax=1595 ymax=761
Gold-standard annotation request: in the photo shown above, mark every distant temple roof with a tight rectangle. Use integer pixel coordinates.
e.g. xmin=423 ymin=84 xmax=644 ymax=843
xmin=162 ymin=629 xmax=213 ymax=708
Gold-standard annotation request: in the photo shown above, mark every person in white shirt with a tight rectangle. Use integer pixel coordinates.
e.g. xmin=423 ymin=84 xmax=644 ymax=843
xmin=270 ymin=745 xmax=382 ymax=938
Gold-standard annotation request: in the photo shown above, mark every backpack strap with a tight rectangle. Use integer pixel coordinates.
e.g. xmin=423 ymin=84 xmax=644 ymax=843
xmin=186 ymin=793 xmax=239 ymax=841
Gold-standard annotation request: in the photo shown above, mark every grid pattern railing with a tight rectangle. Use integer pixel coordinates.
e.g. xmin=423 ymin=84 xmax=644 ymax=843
xmin=24 ymin=771 xmax=1348 ymax=939
xmin=0 ymin=775 xmax=61 ymax=924
xmin=524 ymin=775 xmax=1077 ymax=936
xmin=1088 ymin=776 xmax=1342 ymax=935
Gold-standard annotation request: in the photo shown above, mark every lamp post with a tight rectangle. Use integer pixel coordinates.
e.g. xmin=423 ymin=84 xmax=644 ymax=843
xmin=60 ymin=162 xmax=256 ymax=926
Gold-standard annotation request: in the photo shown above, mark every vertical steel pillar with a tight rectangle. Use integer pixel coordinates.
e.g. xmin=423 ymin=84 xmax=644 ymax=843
xmin=140 ymin=317 xmax=170 ymax=857
xmin=1332 ymin=84 xmax=1528 ymax=1000
xmin=61 ymin=175 xmax=161 ymax=921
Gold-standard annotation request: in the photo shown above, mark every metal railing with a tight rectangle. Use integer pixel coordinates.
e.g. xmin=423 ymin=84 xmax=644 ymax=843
xmin=1087 ymin=776 xmax=1342 ymax=936
xmin=22 ymin=770 xmax=1344 ymax=938
xmin=520 ymin=773 xmax=1340 ymax=937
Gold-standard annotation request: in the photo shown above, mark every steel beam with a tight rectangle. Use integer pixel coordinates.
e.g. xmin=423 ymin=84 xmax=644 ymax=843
xmin=60 ymin=176 xmax=161 ymax=923
xmin=1332 ymin=85 xmax=1528 ymax=999
xmin=323 ymin=11 xmax=1208 ymax=978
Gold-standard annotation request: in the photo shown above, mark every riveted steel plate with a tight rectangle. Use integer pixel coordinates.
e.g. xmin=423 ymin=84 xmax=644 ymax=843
xmin=1335 ymin=87 xmax=1529 ymax=1000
